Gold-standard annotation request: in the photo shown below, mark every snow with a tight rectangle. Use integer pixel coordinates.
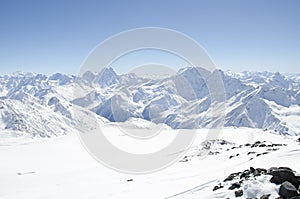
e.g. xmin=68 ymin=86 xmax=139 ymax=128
xmin=242 ymin=175 xmax=278 ymax=199
xmin=0 ymin=126 xmax=299 ymax=199
xmin=0 ymin=68 xmax=300 ymax=198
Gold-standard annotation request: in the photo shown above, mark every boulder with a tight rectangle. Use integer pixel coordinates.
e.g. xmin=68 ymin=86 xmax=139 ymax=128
xmin=279 ymin=181 xmax=299 ymax=199
xmin=228 ymin=182 xmax=241 ymax=190
xmin=240 ymin=169 xmax=251 ymax=179
xmin=224 ymin=172 xmax=241 ymax=182
xmin=268 ymin=168 xmax=300 ymax=188
xmin=235 ymin=189 xmax=243 ymax=197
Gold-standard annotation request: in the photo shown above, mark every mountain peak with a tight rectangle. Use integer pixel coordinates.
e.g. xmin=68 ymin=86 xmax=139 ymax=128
xmin=95 ymin=67 xmax=119 ymax=87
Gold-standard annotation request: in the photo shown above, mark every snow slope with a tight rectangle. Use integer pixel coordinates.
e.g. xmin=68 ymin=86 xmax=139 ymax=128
xmin=0 ymin=127 xmax=299 ymax=199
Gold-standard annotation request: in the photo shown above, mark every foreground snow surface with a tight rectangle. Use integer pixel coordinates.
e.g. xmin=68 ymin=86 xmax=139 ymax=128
xmin=1 ymin=127 xmax=299 ymax=199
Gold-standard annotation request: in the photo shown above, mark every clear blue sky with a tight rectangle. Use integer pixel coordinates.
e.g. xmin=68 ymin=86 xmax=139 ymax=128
xmin=0 ymin=0 xmax=299 ymax=75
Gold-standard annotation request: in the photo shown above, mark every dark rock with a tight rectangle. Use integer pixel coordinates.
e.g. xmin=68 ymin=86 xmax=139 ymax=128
xmin=180 ymin=158 xmax=189 ymax=163
xmin=235 ymin=189 xmax=243 ymax=197
xmin=240 ymin=170 xmax=251 ymax=179
xmin=278 ymin=167 xmax=293 ymax=172
xmin=213 ymin=185 xmax=224 ymax=191
xmin=256 ymin=168 xmax=267 ymax=174
xmin=127 ymin=179 xmax=133 ymax=182
xmin=290 ymin=196 xmax=300 ymax=199
xmin=279 ymin=181 xmax=299 ymax=199
xmin=229 ymin=155 xmax=235 ymax=159
xmin=260 ymin=194 xmax=271 ymax=199
xmin=254 ymin=172 xmax=261 ymax=177
xmin=267 ymin=148 xmax=279 ymax=151
xmin=253 ymin=168 xmax=265 ymax=177
xmin=251 ymin=141 xmax=262 ymax=148
xmin=245 ymin=143 xmax=251 ymax=147
xmin=224 ymin=172 xmax=241 ymax=182
xmin=252 ymin=141 xmax=269 ymax=147
xmin=268 ymin=168 xmax=299 ymax=188
xmin=228 ymin=182 xmax=241 ymax=190
xmin=250 ymin=167 xmax=255 ymax=173
xmin=268 ymin=167 xmax=280 ymax=173
xmin=270 ymin=143 xmax=282 ymax=147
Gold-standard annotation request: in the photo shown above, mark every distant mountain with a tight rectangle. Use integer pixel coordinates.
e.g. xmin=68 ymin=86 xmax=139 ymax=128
xmin=76 ymin=67 xmax=300 ymax=135
xmin=1 ymin=67 xmax=300 ymax=137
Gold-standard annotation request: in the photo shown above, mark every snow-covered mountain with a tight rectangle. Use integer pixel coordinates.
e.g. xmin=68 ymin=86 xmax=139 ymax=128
xmin=1 ymin=67 xmax=300 ymax=137
xmin=75 ymin=67 xmax=300 ymax=135
xmin=0 ymin=72 xmax=105 ymax=140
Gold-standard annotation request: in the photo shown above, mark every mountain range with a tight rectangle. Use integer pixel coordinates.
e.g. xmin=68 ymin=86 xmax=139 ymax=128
xmin=1 ymin=67 xmax=300 ymax=138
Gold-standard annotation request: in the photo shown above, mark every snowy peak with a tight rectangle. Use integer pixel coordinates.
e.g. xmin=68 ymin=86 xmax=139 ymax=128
xmin=1 ymin=67 xmax=300 ymax=137
xmin=226 ymin=70 xmax=300 ymax=90
xmin=78 ymin=67 xmax=300 ymax=135
xmin=81 ymin=67 xmax=119 ymax=88
xmin=96 ymin=67 xmax=119 ymax=87
xmin=49 ymin=73 xmax=75 ymax=85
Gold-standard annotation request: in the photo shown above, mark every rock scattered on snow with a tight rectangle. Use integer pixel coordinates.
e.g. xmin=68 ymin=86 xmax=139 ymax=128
xmin=213 ymin=167 xmax=300 ymax=199
xmin=180 ymin=139 xmax=286 ymax=163
xmin=235 ymin=189 xmax=244 ymax=197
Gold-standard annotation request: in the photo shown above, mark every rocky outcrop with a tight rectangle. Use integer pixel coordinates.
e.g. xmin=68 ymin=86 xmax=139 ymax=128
xmin=279 ymin=181 xmax=299 ymax=199
xmin=213 ymin=167 xmax=300 ymax=199
xmin=268 ymin=167 xmax=300 ymax=188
